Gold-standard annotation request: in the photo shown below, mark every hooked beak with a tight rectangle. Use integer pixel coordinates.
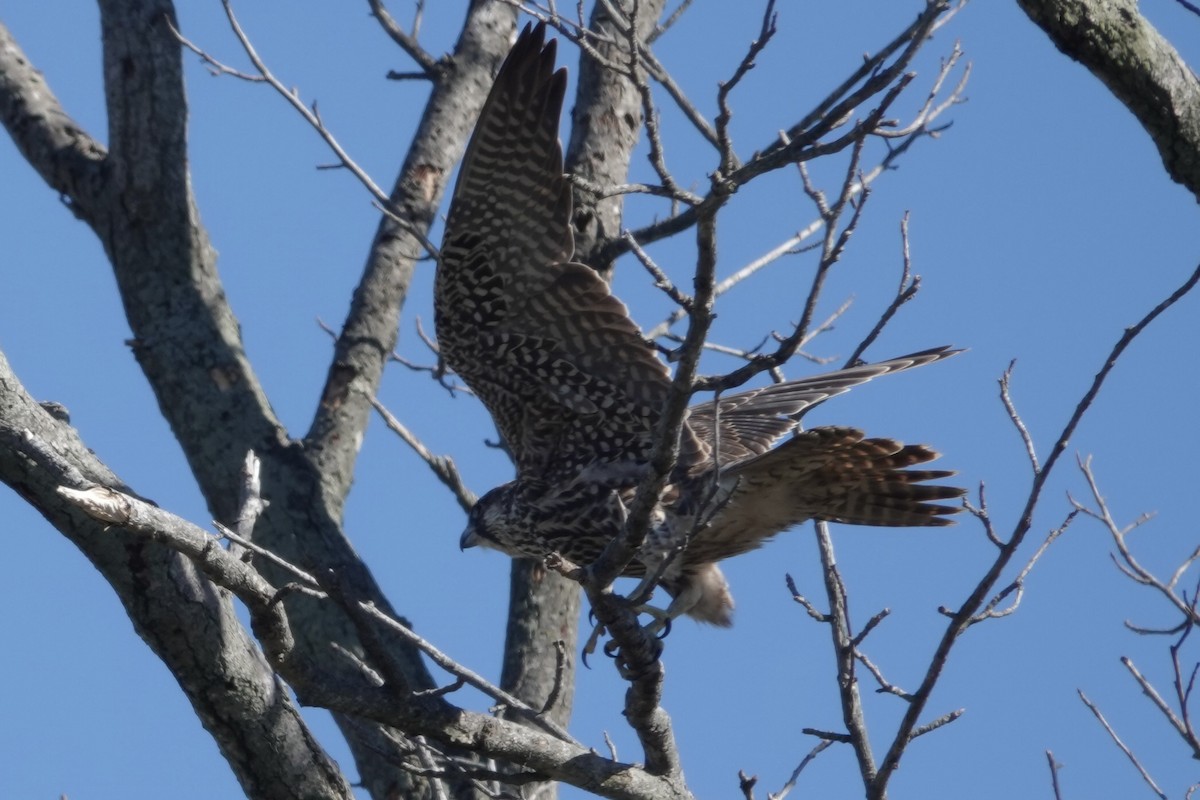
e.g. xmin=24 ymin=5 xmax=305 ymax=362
xmin=459 ymin=526 xmax=480 ymax=551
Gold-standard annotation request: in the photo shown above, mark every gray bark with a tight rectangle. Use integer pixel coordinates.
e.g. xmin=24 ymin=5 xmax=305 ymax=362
xmin=0 ymin=351 xmax=355 ymax=800
xmin=567 ymin=0 xmax=671 ymax=272
xmin=1 ymin=0 xmax=517 ymax=796
xmin=1017 ymin=0 xmax=1200 ymax=202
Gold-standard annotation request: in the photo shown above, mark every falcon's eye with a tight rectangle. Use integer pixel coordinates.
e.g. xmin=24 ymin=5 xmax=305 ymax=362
xmin=470 ymin=506 xmax=494 ymax=538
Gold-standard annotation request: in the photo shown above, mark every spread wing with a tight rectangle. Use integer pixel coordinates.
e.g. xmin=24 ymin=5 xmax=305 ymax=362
xmin=687 ymin=346 xmax=961 ymax=465
xmin=681 ymin=426 xmax=965 ymax=566
xmin=436 ymin=23 xmax=689 ymax=484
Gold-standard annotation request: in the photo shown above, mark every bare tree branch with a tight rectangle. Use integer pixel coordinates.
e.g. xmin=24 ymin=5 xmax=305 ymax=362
xmin=0 ymin=22 xmax=108 ymax=221
xmin=367 ymin=0 xmax=441 ymax=76
xmin=1047 ymin=750 xmax=1065 ymax=800
xmin=812 ymin=521 xmax=878 ymax=786
xmin=0 ymin=351 xmax=354 ymax=800
xmin=305 ymin=2 xmax=519 ymax=519
xmin=371 ymin=397 xmax=477 ymax=514
xmin=1079 ymin=690 xmax=1168 ymax=799
xmin=844 ymin=213 xmax=921 ymax=365
xmin=869 ymin=259 xmax=1200 ymax=795
xmin=1073 ymin=457 xmax=1200 ymax=627
xmin=600 ymin=1 xmax=965 ymax=266
xmin=55 ymin=478 xmax=694 ymax=800
xmin=766 ymin=740 xmax=833 ymax=800
xmin=1017 ymin=0 xmax=1200 ymax=201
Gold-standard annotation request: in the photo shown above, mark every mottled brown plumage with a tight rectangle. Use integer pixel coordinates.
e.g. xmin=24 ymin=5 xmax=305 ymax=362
xmin=437 ymin=23 xmax=964 ymax=626
xmin=436 ymin=25 xmax=686 ymax=487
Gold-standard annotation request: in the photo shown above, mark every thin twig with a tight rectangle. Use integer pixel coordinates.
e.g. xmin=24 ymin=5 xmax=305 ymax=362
xmin=785 ymin=573 xmax=829 ymax=623
xmin=813 ymin=521 xmax=877 ymax=784
xmin=695 ymin=134 xmax=872 ymax=394
xmin=909 ymin=708 xmax=963 ymax=740
xmin=624 ymin=231 xmax=692 ymax=309
xmin=1122 ymin=656 xmax=1191 ymax=741
xmin=856 ymin=649 xmax=912 ymax=700
xmin=413 ymin=735 xmax=451 ymax=800
xmin=603 ymin=730 xmax=619 ymax=761
xmin=800 ymin=727 xmax=853 ymax=744
xmin=844 ymin=212 xmax=921 ymax=365
xmin=366 ymin=0 xmax=440 ymax=76
xmin=714 ymin=0 xmax=777 ymax=174
xmin=215 ymin=522 xmax=320 ymax=587
xmin=873 ymin=261 xmax=1200 ymax=795
xmin=647 ymin=0 xmax=696 ymax=43
xmin=617 ymin=0 xmax=694 ymax=201
xmin=1078 ymin=690 xmax=1168 ymax=799
xmin=962 ymin=510 xmax=1077 ymax=626
xmin=850 ymin=608 xmax=890 ymax=649
xmin=602 ymin=0 xmax=965 ymax=266
xmin=767 ymin=740 xmax=833 ymax=800
xmin=357 ymin=602 xmax=579 ymax=746
xmin=739 ymin=770 xmax=758 ymax=800
xmin=371 ymin=397 xmax=477 ymax=514
xmin=1000 ymin=361 xmax=1040 ymax=473
xmin=962 ymin=481 xmax=1002 ymax=548
xmin=1073 ymin=456 xmax=1200 ymax=626
xmin=203 ymin=0 xmax=438 ymax=258
xmin=170 ymin=21 xmax=264 ymax=81
xmin=645 ymin=231 xmax=820 ymax=341
xmin=1046 ymin=750 xmax=1065 ymax=800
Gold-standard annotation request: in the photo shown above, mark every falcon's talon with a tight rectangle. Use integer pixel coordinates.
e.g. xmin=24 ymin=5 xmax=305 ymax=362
xmin=438 ymin=23 xmax=966 ymax=634
xmin=629 ymin=601 xmax=675 ymax=640
xmin=581 ymin=618 xmax=608 ymax=668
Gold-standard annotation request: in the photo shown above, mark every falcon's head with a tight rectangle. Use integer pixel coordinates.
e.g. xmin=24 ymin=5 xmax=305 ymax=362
xmin=459 ymin=483 xmax=520 ymax=553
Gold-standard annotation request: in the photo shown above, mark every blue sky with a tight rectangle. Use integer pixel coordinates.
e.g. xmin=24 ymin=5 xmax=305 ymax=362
xmin=3 ymin=2 xmax=1200 ymax=798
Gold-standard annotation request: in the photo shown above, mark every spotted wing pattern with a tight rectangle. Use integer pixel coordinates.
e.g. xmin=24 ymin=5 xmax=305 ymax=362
xmin=436 ymin=23 xmax=696 ymax=484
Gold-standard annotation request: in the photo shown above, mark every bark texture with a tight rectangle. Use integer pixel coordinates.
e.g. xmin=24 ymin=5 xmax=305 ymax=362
xmin=0 ymin=353 xmax=355 ymax=800
xmin=567 ymin=0 xmax=671 ymax=270
xmin=1018 ymin=0 xmax=1200 ymax=202
xmin=1 ymin=0 xmax=518 ymax=796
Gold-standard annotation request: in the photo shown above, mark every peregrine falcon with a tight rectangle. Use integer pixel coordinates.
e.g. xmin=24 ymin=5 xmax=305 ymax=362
xmin=436 ymin=23 xmax=964 ymax=626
